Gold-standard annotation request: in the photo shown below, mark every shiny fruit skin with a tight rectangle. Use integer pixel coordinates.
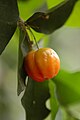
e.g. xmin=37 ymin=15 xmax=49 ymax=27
xmin=24 ymin=48 xmax=60 ymax=82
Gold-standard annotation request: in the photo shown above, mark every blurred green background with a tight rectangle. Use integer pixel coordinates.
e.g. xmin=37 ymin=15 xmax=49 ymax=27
xmin=0 ymin=0 xmax=80 ymax=120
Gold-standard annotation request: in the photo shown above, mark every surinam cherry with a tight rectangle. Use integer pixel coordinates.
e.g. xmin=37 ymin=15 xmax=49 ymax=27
xmin=24 ymin=48 xmax=60 ymax=82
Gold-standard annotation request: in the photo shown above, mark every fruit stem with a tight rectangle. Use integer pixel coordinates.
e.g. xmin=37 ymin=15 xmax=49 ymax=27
xmin=27 ymin=27 xmax=39 ymax=50
xmin=17 ymin=18 xmax=33 ymax=51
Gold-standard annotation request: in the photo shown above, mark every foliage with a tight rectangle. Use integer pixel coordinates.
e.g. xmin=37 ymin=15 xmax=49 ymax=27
xmin=0 ymin=0 xmax=19 ymax=55
xmin=22 ymin=78 xmax=50 ymax=120
xmin=26 ymin=0 xmax=78 ymax=34
xmin=0 ymin=0 xmax=80 ymax=120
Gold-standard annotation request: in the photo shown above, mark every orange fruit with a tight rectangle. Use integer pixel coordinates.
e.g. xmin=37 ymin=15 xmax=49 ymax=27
xmin=24 ymin=48 xmax=60 ymax=82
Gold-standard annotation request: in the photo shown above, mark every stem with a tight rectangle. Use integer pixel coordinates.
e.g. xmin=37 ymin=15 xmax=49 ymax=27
xmin=27 ymin=26 xmax=39 ymax=50
xmin=17 ymin=18 xmax=33 ymax=51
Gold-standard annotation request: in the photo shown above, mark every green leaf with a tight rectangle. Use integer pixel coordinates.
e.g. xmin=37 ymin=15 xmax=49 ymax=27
xmin=47 ymin=0 xmax=63 ymax=9
xmin=18 ymin=0 xmax=28 ymax=1
xmin=53 ymin=70 xmax=80 ymax=106
xmin=17 ymin=29 xmax=26 ymax=95
xmin=17 ymin=18 xmax=34 ymax=95
xmin=47 ymin=0 xmax=80 ymax=27
xmin=65 ymin=1 xmax=80 ymax=27
xmin=17 ymin=27 xmax=31 ymax=95
xmin=21 ymin=78 xmax=50 ymax=120
xmin=26 ymin=0 xmax=78 ymax=34
xmin=49 ymin=80 xmax=59 ymax=120
xmin=18 ymin=0 xmax=46 ymax=20
xmin=0 ymin=0 xmax=19 ymax=55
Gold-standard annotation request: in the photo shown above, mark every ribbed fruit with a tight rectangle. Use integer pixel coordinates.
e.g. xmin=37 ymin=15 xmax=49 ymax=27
xmin=24 ymin=48 xmax=60 ymax=82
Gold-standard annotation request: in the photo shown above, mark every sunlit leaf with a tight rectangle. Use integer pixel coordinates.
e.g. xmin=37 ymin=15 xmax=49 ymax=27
xmin=53 ymin=70 xmax=80 ymax=106
xmin=66 ymin=1 xmax=80 ymax=27
xmin=47 ymin=0 xmax=63 ymax=9
xmin=18 ymin=0 xmax=46 ymax=20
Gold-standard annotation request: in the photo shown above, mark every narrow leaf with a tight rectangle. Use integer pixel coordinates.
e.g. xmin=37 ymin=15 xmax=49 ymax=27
xmin=49 ymin=80 xmax=59 ymax=120
xmin=21 ymin=78 xmax=50 ymax=120
xmin=0 ymin=0 xmax=19 ymax=54
xmin=17 ymin=28 xmax=31 ymax=95
xmin=26 ymin=0 xmax=78 ymax=34
xmin=17 ymin=29 xmax=26 ymax=95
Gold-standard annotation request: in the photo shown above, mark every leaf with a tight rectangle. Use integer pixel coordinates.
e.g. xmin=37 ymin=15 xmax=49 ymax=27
xmin=18 ymin=0 xmax=29 ymax=1
xmin=0 ymin=0 xmax=19 ymax=55
xmin=47 ymin=0 xmax=80 ymax=27
xmin=18 ymin=0 xmax=46 ymax=20
xmin=65 ymin=1 xmax=80 ymax=27
xmin=49 ymin=80 xmax=59 ymax=120
xmin=17 ymin=29 xmax=26 ymax=95
xmin=47 ymin=0 xmax=63 ymax=9
xmin=17 ymin=21 xmax=34 ymax=95
xmin=53 ymin=70 xmax=80 ymax=106
xmin=17 ymin=27 xmax=31 ymax=95
xmin=26 ymin=0 xmax=78 ymax=34
xmin=21 ymin=78 xmax=50 ymax=120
